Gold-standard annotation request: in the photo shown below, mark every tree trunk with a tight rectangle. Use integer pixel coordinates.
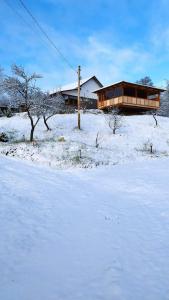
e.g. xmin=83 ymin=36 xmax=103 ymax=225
xmin=113 ymin=128 xmax=116 ymax=134
xmin=30 ymin=126 xmax=35 ymax=142
xmin=27 ymin=112 xmax=35 ymax=142
xmin=27 ymin=111 xmax=40 ymax=142
xmin=43 ymin=116 xmax=51 ymax=131
xmin=153 ymin=114 xmax=158 ymax=127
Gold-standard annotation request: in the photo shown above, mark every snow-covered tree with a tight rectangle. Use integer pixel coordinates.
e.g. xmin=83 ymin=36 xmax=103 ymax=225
xmin=136 ymin=76 xmax=154 ymax=87
xmin=0 ymin=67 xmax=4 ymax=95
xmin=3 ymin=64 xmax=42 ymax=142
xmin=159 ymin=81 xmax=169 ymax=117
xmin=105 ymin=107 xmax=122 ymax=134
xmin=0 ymin=95 xmax=14 ymax=117
xmin=40 ymin=92 xmax=65 ymax=131
xmin=0 ymin=67 xmax=3 ymax=78
xmin=0 ymin=68 xmax=12 ymax=117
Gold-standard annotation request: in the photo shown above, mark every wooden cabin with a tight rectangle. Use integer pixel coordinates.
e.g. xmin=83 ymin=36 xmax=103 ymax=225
xmin=94 ymin=81 xmax=165 ymax=112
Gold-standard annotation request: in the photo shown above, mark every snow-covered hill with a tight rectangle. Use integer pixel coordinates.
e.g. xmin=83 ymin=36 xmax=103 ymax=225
xmin=1 ymin=156 xmax=169 ymax=300
xmin=1 ymin=113 xmax=169 ymax=299
xmin=0 ymin=112 xmax=169 ymax=168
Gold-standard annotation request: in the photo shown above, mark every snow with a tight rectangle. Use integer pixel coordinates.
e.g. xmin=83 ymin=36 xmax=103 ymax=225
xmin=1 ymin=156 xmax=169 ymax=300
xmin=93 ymin=80 xmax=165 ymax=93
xmin=1 ymin=113 xmax=169 ymax=299
xmin=0 ymin=112 xmax=169 ymax=168
xmin=50 ymin=76 xmax=98 ymax=94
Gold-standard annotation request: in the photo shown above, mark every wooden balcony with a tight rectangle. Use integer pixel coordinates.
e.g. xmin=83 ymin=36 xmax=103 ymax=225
xmin=95 ymin=81 xmax=165 ymax=112
xmin=98 ymin=96 xmax=160 ymax=110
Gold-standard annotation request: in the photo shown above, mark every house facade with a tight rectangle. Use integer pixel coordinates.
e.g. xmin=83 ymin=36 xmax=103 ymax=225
xmin=50 ymin=76 xmax=103 ymax=109
xmin=94 ymin=81 xmax=165 ymax=112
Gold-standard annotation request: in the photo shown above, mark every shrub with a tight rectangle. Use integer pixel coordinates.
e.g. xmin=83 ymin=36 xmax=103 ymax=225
xmin=0 ymin=132 xmax=9 ymax=142
xmin=58 ymin=136 xmax=66 ymax=142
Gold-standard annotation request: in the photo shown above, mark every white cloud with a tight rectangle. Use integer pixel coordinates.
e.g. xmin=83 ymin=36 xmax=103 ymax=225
xmin=151 ymin=26 xmax=169 ymax=53
xmin=0 ymin=10 xmax=153 ymax=90
xmin=72 ymin=36 xmax=152 ymax=85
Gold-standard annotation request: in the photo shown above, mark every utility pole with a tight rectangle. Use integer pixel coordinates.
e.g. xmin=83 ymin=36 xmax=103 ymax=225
xmin=77 ymin=65 xmax=81 ymax=129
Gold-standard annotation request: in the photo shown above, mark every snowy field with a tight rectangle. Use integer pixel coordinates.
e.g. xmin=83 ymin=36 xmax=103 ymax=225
xmin=0 ymin=112 xmax=169 ymax=168
xmin=1 ymin=113 xmax=169 ymax=299
xmin=1 ymin=156 xmax=169 ymax=300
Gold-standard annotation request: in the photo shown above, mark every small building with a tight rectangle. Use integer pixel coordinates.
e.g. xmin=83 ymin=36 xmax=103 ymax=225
xmin=0 ymin=103 xmax=18 ymax=115
xmin=94 ymin=81 xmax=165 ymax=112
xmin=50 ymin=76 xmax=103 ymax=109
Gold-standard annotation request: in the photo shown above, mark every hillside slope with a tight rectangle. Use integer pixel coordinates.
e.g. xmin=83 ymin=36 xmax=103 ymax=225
xmin=1 ymin=157 xmax=169 ymax=300
xmin=0 ymin=113 xmax=169 ymax=168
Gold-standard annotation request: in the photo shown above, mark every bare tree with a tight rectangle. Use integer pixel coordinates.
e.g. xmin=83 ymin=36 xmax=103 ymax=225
xmin=146 ymin=109 xmax=158 ymax=126
xmin=40 ymin=92 xmax=65 ymax=131
xmin=152 ymin=110 xmax=158 ymax=126
xmin=105 ymin=107 xmax=122 ymax=134
xmin=136 ymin=76 xmax=154 ymax=87
xmin=3 ymin=64 xmax=42 ymax=142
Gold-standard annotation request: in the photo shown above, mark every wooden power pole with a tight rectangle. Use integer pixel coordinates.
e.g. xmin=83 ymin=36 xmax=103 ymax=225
xmin=77 ymin=65 xmax=81 ymax=129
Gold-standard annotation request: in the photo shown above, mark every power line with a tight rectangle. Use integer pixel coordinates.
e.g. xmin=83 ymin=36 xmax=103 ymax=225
xmin=3 ymin=0 xmax=60 ymax=60
xmin=3 ymin=0 xmax=46 ymax=43
xmin=17 ymin=0 xmax=76 ymax=73
xmin=3 ymin=0 xmax=32 ymax=29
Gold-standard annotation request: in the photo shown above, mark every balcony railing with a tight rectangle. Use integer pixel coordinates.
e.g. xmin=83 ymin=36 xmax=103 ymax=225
xmin=98 ymin=96 xmax=160 ymax=109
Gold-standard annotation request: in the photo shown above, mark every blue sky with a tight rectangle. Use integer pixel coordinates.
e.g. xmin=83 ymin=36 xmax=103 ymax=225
xmin=0 ymin=0 xmax=169 ymax=90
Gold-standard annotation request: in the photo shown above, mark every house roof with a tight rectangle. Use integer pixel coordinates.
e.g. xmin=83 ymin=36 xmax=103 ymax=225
xmin=94 ymin=81 xmax=166 ymax=93
xmin=50 ymin=76 xmax=103 ymax=95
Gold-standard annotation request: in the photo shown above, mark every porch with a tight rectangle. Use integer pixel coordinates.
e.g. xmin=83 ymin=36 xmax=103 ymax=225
xmin=98 ymin=95 xmax=160 ymax=109
xmin=95 ymin=81 xmax=165 ymax=111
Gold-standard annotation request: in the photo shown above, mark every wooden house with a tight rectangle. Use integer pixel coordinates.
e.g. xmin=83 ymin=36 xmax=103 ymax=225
xmin=94 ymin=81 xmax=165 ymax=112
xmin=50 ymin=76 xmax=103 ymax=109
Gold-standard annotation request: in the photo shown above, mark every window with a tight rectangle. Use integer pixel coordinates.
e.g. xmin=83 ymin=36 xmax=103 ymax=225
xmin=147 ymin=94 xmax=158 ymax=100
xmin=137 ymin=89 xmax=147 ymax=99
xmin=105 ymin=87 xmax=122 ymax=99
xmin=123 ymin=87 xmax=135 ymax=97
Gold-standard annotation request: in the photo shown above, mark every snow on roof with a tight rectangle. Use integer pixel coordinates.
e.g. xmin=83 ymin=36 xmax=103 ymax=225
xmin=94 ymin=81 xmax=165 ymax=93
xmin=50 ymin=76 xmax=103 ymax=95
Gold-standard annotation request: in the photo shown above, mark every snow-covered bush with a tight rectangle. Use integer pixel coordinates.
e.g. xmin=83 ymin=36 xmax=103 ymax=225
xmin=105 ymin=108 xmax=123 ymax=134
xmin=137 ymin=139 xmax=156 ymax=154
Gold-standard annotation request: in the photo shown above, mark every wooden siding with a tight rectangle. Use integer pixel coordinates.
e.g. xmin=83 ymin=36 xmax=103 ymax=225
xmin=98 ymin=96 xmax=160 ymax=109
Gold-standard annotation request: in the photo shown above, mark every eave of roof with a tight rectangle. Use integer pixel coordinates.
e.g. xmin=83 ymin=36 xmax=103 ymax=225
xmin=94 ymin=81 xmax=166 ymax=93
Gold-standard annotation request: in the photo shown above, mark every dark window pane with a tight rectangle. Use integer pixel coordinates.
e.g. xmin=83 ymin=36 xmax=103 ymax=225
xmin=137 ymin=89 xmax=147 ymax=98
xmin=124 ymin=87 xmax=135 ymax=97
xmin=105 ymin=87 xmax=122 ymax=99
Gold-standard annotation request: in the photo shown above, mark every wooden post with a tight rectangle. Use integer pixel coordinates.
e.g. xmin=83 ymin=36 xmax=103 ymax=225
xmin=97 ymin=93 xmax=100 ymax=109
xmin=77 ymin=65 xmax=81 ymax=129
xmin=122 ymin=85 xmax=124 ymax=103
